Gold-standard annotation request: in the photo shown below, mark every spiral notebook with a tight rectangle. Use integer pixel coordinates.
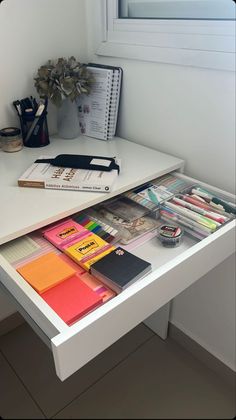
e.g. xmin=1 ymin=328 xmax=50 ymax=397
xmin=77 ymin=64 xmax=122 ymax=141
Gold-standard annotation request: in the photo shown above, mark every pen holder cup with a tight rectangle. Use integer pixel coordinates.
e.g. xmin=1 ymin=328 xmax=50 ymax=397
xmin=22 ymin=112 xmax=50 ymax=148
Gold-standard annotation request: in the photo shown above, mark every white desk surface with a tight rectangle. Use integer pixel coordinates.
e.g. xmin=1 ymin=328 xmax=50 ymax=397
xmin=0 ymin=135 xmax=184 ymax=245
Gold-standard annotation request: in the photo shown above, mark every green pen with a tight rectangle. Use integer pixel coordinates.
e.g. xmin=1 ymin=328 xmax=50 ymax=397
xmin=147 ymin=188 xmax=159 ymax=205
xmin=194 ymin=187 xmax=236 ymax=215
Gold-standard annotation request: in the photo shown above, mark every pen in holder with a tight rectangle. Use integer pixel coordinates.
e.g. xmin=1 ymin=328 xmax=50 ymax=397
xmin=13 ymin=97 xmax=50 ymax=148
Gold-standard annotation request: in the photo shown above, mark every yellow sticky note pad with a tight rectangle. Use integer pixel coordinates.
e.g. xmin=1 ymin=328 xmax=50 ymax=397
xmin=64 ymin=233 xmax=115 ymax=270
xmin=80 ymin=246 xmax=115 ymax=271
xmin=17 ymin=252 xmax=76 ymax=294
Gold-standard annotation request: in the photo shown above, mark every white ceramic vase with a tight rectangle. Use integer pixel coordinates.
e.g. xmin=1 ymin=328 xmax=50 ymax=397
xmin=57 ymin=97 xmax=81 ymax=139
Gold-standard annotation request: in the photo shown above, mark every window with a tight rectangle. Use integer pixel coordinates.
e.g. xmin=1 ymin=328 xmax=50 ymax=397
xmin=95 ymin=0 xmax=235 ymax=71
xmin=118 ymin=0 xmax=235 ymax=20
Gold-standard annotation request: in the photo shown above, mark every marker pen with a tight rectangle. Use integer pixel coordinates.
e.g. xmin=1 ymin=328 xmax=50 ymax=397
xmin=165 ymin=201 xmax=218 ymax=231
xmin=173 ymin=197 xmax=226 ymax=224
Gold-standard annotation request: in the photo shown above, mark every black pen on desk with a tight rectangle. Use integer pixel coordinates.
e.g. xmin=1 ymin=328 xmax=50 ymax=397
xmin=13 ymin=100 xmax=22 ymax=118
xmin=13 ymin=100 xmax=25 ymax=136
xmin=24 ymin=101 xmax=45 ymax=145
xmin=30 ymin=96 xmax=38 ymax=113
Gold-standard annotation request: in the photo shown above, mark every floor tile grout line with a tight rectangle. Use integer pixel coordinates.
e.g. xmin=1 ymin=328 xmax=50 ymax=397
xmin=50 ymin=334 xmax=155 ymax=419
xmin=0 ymin=349 xmax=47 ymax=419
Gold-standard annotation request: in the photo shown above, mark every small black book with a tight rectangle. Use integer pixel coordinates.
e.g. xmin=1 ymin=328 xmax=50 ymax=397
xmin=90 ymin=247 xmax=152 ymax=293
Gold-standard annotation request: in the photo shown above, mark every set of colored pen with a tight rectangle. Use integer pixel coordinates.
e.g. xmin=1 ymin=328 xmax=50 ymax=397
xmin=164 ymin=201 xmax=218 ymax=231
xmin=159 ymin=208 xmax=208 ymax=240
xmin=191 ymin=187 xmax=236 ymax=215
xmin=172 ymin=196 xmax=228 ymax=224
xmin=73 ymin=212 xmax=119 ymax=244
xmin=160 ymin=184 xmax=235 ymax=239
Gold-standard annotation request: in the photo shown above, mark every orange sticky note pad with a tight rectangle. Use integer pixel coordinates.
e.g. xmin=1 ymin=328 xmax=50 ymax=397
xmin=17 ymin=252 xmax=76 ymax=294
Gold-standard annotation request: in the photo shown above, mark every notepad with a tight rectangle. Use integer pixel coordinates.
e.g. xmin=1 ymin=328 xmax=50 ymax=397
xmin=91 ymin=247 xmax=152 ymax=294
xmin=17 ymin=252 xmax=76 ymax=294
xmin=0 ymin=236 xmax=41 ymax=264
xmin=64 ymin=233 xmax=115 ymax=270
xmin=41 ymin=275 xmax=103 ymax=325
xmin=58 ymin=254 xmax=86 ymax=276
xmin=42 ymin=218 xmax=90 ymax=250
xmin=79 ymin=272 xmax=116 ymax=303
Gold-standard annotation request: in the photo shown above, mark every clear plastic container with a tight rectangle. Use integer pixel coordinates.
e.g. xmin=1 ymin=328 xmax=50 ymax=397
xmin=0 ymin=127 xmax=23 ymax=152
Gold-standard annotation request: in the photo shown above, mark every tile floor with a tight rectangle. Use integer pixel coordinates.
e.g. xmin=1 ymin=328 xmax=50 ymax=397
xmin=0 ymin=322 xmax=235 ymax=419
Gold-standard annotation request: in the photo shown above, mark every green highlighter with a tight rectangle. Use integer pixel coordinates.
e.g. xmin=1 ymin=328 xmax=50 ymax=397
xmin=194 ymin=187 xmax=236 ymax=215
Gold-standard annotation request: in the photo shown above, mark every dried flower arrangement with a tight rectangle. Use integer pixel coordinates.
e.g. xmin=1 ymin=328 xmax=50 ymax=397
xmin=34 ymin=56 xmax=93 ymax=107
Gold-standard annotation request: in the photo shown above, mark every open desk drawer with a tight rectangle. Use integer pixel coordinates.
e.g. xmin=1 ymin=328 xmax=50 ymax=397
xmin=0 ymin=174 xmax=235 ymax=381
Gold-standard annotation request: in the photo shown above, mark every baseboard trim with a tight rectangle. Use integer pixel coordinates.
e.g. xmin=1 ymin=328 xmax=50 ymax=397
xmin=0 ymin=312 xmax=25 ymax=337
xmin=168 ymin=322 xmax=235 ymax=388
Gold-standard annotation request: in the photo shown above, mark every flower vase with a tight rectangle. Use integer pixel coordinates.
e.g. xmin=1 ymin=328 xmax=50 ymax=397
xmin=57 ymin=97 xmax=81 ymax=139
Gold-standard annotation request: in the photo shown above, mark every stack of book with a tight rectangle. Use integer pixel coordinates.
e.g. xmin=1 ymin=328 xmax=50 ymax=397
xmin=18 ymin=155 xmax=120 ymax=193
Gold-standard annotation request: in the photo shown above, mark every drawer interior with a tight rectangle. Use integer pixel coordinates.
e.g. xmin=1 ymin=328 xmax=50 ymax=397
xmin=0 ymin=171 xmax=235 ymax=336
xmin=0 ymin=171 xmax=235 ymax=379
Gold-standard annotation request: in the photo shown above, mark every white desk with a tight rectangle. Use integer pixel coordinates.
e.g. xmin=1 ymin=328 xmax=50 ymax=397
xmin=0 ymin=135 xmax=184 ymax=245
xmin=0 ymin=135 xmax=235 ymax=381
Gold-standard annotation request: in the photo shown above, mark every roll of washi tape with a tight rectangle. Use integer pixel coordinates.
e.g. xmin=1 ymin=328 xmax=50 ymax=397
xmin=158 ymin=224 xmax=184 ymax=247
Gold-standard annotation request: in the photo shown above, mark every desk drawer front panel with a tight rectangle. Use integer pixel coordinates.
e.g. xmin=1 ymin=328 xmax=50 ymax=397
xmin=51 ymin=222 xmax=235 ymax=380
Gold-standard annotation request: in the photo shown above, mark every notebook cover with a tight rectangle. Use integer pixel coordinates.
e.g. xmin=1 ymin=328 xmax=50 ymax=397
xmin=42 ymin=218 xmax=89 ymax=249
xmin=90 ymin=247 xmax=152 ymax=293
xmin=41 ymin=275 xmax=103 ymax=325
xmin=79 ymin=272 xmax=116 ymax=302
xmin=17 ymin=252 xmax=76 ymax=294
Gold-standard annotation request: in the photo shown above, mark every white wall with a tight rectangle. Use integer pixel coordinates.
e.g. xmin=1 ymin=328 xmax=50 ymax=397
xmin=0 ymin=0 xmax=87 ymax=320
xmin=86 ymin=4 xmax=235 ymax=369
xmin=0 ymin=0 xmax=87 ymax=132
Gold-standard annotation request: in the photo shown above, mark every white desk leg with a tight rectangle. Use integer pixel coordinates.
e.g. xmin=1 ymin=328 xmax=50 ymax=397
xmin=143 ymin=302 xmax=171 ymax=340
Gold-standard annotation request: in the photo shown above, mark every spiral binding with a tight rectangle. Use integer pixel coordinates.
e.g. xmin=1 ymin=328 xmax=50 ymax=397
xmin=107 ymin=69 xmax=122 ymax=140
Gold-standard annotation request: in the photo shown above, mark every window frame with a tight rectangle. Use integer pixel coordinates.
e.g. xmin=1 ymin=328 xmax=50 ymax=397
xmin=95 ymin=0 xmax=235 ymax=71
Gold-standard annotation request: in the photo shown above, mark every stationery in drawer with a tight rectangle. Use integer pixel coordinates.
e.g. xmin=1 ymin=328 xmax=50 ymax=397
xmin=152 ymin=173 xmax=195 ymax=194
xmin=16 ymin=252 xmax=76 ymax=294
xmin=41 ymin=275 xmax=103 ymax=325
xmin=90 ymin=247 xmax=152 ymax=294
xmin=79 ymin=271 xmax=116 ymax=302
xmin=64 ymin=233 xmax=115 ymax=271
xmin=58 ymin=253 xmax=86 ymax=276
xmin=42 ymin=218 xmax=90 ymax=250
xmin=73 ymin=212 xmax=120 ymax=244
xmin=101 ymin=196 xmax=149 ymax=222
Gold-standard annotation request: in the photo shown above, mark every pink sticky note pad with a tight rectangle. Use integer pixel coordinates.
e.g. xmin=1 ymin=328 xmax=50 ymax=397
xmin=43 ymin=219 xmax=89 ymax=250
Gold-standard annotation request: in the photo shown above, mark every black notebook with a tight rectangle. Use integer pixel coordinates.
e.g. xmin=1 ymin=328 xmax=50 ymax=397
xmin=90 ymin=247 xmax=152 ymax=293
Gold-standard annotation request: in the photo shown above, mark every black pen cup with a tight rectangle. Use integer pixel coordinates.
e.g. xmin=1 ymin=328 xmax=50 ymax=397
xmin=23 ymin=111 xmax=50 ymax=148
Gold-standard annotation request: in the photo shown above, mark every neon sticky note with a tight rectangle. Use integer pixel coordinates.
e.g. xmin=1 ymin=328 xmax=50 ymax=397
xmin=42 ymin=275 xmax=102 ymax=325
xmin=17 ymin=252 xmax=76 ymax=294
xmin=43 ymin=219 xmax=89 ymax=249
